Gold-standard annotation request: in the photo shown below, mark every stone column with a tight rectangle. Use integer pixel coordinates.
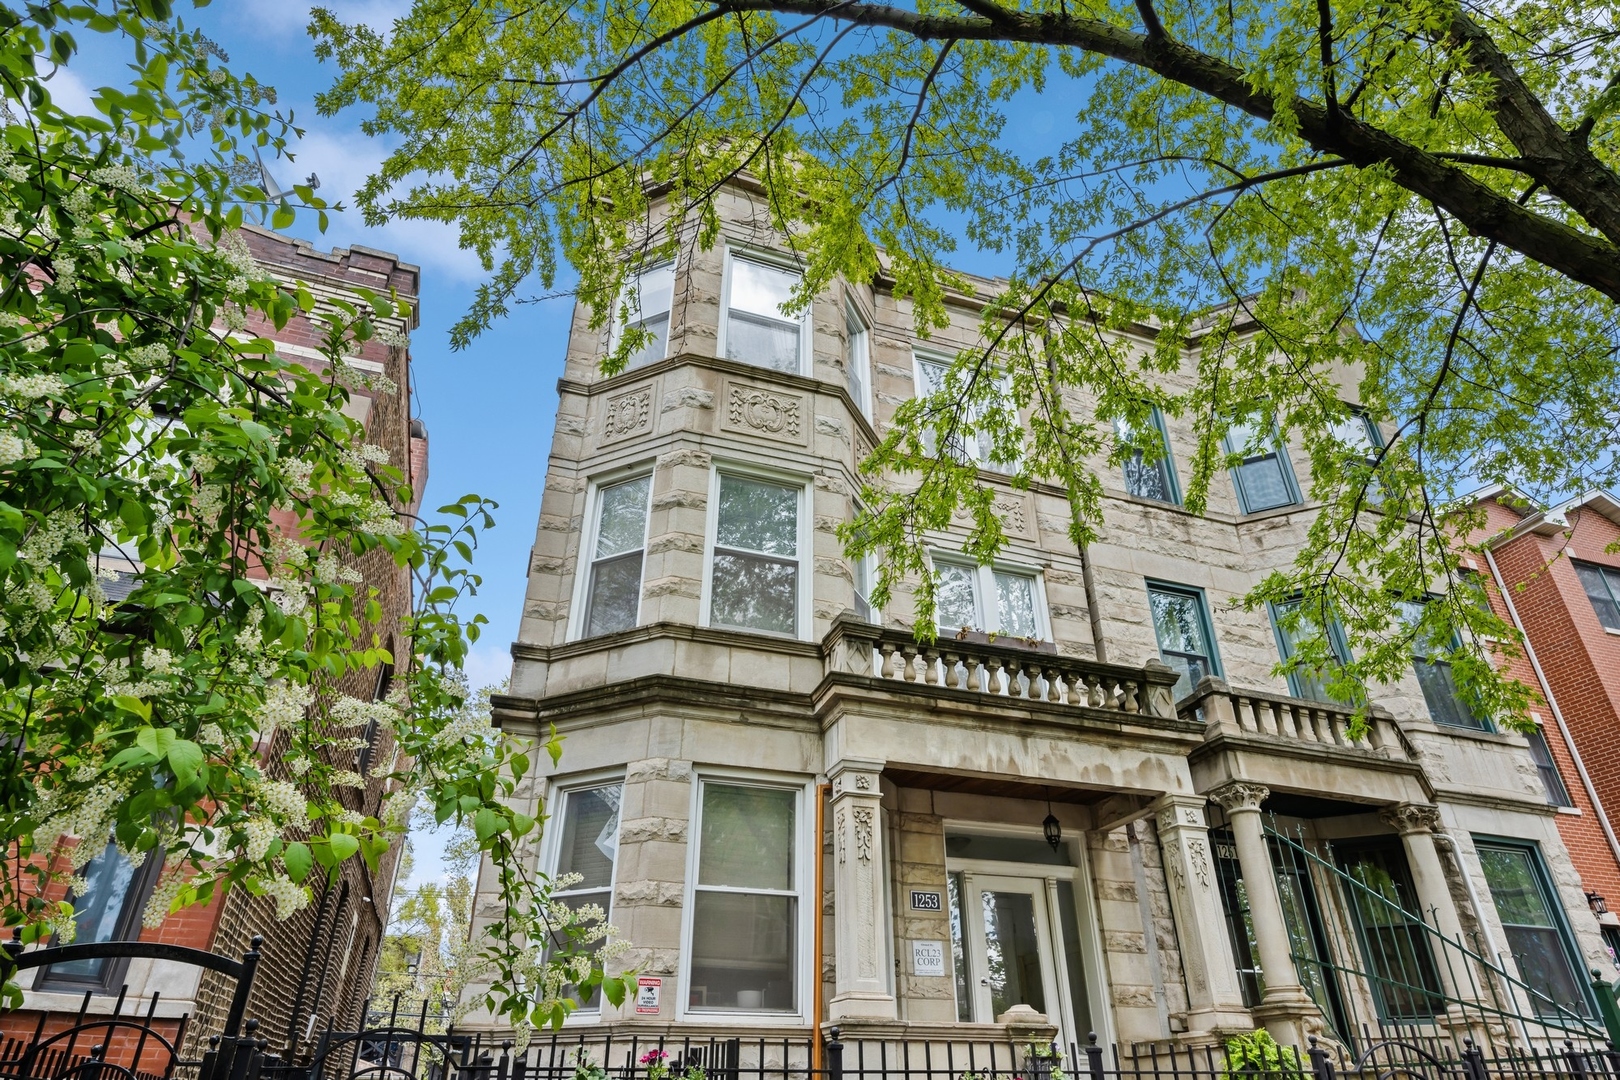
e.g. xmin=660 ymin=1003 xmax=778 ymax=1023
xmin=1210 ymin=781 xmax=1320 ymax=1042
xmin=827 ymin=759 xmax=897 ymax=1020
xmin=1152 ymin=795 xmax=1254 ymax=1032
xmin=1381 ymin=803 xmax=1470 ymax=1004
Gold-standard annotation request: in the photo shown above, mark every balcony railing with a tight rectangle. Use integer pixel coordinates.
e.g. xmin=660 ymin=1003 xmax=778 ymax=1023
xmin=1177 ymin=676 xmax=1415 ymax=760
xmin=823 ymin=616 xmax=1183 ymax=720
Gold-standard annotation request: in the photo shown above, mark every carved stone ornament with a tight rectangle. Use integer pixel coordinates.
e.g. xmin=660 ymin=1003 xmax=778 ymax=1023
xmin=1210 ymin=780 xmax=1271 ymax=814
xmin=855 ymin=774 xmax=873 ymax=791
xmin=1163 ymin=838 xmax=1185 ymax=891
xmin=951 ymin=494 xmax=1033 ymax=539
xmin=836 ymin=808 xmax=848 ymax=863
xmin=601 ymin=385 xmax=653 ymax=443
xmin=725 ymin=384 xmax=803 ymax=442
xmin=852 ymin=806 xmax=874 ymax=862
xmin=1381 ymin=803 xmax=1443 ymax=835
xmin=1187 ymin=838 xmax=1211 ymax=888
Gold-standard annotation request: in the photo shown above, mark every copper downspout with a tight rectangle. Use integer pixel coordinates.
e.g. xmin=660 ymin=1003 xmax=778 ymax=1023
xmin=812 ymin=781 xmax=830 ymax=1076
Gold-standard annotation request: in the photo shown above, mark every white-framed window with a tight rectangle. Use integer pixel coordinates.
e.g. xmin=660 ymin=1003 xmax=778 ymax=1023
xmin=703 ymin=467 xmax=812 ymax=638
xmin=574 ymin=471 xmax=652 ymax=640
xmin=682 ymin=774 xmax=810 ymax=1019
xmin=853 ymin=551 xmax=880 ymax=622
xmin=610 ymin=261 xmax=675 ymax=370
xmin=544 ymin=777 xmax=624 ymax=1015
xmin=845 ymin=297 xmax=871 ymax=418
xmin=720 ymin=250 xmax=810 ymax=374
xmin=932 ymin=556 xmax=1048 ymax=639
xmin=913 ymin=351 xmax=1020 ymax=473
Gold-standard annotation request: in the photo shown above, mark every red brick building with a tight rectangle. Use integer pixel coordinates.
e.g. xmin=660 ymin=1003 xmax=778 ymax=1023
xmin=0 ymin=227 xmax=428 ymax=1064
xmin=1460 ymin=486 xmax=1620 ymax=965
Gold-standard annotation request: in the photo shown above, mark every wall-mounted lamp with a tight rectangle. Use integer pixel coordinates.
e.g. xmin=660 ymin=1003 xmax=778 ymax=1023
xmin=1589 ymin=891 xmax=1609 ymax=916
xmin=1043 ymin=789 xmax=1061 ymax=852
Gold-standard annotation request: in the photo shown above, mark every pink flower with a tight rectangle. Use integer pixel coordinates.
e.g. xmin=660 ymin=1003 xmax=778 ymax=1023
xmin=640 ymin=1051 xmax=668 ymax=1065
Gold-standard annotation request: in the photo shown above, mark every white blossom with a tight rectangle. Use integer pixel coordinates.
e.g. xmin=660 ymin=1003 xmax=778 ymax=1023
xmin=255 ymin=777 xmax=309 ymax=824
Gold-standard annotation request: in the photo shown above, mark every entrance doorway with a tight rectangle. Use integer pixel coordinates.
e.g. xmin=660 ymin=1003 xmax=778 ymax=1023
xmin=944 ymin=831 xmax=1096 ymax=1046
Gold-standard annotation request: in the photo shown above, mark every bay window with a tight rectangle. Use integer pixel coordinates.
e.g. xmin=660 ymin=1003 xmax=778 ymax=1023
xmin=612 ymin=262 xmax=674 ymax=370
xmin=580 ymin=474 xmax=651 ymax=639
xmin=846 ymin=299 xmax=871 ymax=417
xmin=707 ymin=472 xmax=805 ymax=637
xmin=687 ymin=780 xmax=802 ymax=1014
xmin=548 ymin=781 xmax=623 ymax=1012
xmin=723 ymin=253 xmax=807 ymax=374
xmin=914 ymin=353 xmax=1020 ymax=473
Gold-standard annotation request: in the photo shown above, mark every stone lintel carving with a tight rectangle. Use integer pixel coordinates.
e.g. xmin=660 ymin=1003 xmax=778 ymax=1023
xmin=722 ymin=382 xmax=805 ymax=444
xmin=1210 ymin=780 xmax=1271 ymax=814
xmin=951 ymin=493 xmax=1034 ymax=541
xmin=600 ymin=384 xmax=654 ymax=443
xmin=1381 ymin=802 xmax=1443 ymax=835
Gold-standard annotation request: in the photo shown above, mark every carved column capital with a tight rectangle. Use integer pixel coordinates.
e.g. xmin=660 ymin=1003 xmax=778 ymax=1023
xmin=1381 ymin=802 xmax=1443 ymax=835
xmin=1210 ymin=780 xmax=1270 ymax=814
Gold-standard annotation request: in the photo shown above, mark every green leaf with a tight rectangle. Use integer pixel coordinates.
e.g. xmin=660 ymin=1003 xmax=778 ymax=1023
xmin=135 ymin=726 xmax=175 ymax=758
xmin=283 ymin=841 xmax=313 ymax=882
xmin=474 ymin=807 xmax=500 ymax=841
xmin=167 ymin=739 xmax=204 ymax=788
xmin=327 ymin=832 xmax=360 ymax=862
xmin=271 ymin=201 xmax=295 ymax=229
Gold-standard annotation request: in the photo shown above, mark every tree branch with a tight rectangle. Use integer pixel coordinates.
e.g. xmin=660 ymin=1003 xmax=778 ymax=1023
xmin=713 ymin=0 xmax=1620 ymax=302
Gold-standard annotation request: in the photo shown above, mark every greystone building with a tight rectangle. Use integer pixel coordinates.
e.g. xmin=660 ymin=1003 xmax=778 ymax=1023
xmin=464 ymin=183 xmax=1614 ymax=1063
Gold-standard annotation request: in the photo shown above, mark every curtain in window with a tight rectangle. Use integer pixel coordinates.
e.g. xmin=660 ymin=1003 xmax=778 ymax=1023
xmin=726 ymin=258 xmax=802 ymax=372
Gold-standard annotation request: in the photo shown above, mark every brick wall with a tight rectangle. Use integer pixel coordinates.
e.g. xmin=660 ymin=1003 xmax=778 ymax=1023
xmin=1463 ymin=496 xmax=1620 ymax=912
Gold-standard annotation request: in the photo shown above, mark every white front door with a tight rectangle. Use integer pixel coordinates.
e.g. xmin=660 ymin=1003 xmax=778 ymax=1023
xmin=961 ymin=873 xmax=1064 ymax=1027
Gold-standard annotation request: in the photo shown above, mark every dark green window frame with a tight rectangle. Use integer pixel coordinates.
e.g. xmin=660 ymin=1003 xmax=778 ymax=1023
xmin=1224 ymin=419 xmax=1302 ymax=514
xmin=1117 ymin=408 xmax=1181 ymax=505
xmin=1396 ymin=597 xmax=1491 ymax=731
xmin=1145 ymin=580 xmax=1222 ymax=699
xmin=1269 ymin=597 xmax=1355 ymax=705
xmin=1574 ymin=560 xmax=1620 ymax=632
xmin=1475 ymin=837 xmax=1595 ymax=1019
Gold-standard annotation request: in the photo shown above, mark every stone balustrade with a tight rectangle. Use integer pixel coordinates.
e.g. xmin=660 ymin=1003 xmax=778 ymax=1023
xmin=823 ymin=615 xmax=1182 ymax=719
xmin=1178 ymin=676 xmax=1415 ymax=759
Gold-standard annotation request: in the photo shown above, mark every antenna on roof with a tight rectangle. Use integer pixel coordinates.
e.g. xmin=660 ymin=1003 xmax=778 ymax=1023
xmin=253 ymin=147 xmax=285 ymax=200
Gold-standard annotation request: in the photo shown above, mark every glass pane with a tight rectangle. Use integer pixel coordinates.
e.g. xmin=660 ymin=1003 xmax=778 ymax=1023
xmin=710 ymin=552 xmax=796 ymax=634
xmin=1236 ymin=457 xmax=1293 ymax=511
xmin=717 ymin=475 xmax=798 ymax=556
xmin=699 ymin=784 xmax=795 ymax=890
xmin=726 ymin=311 xmax=800 ymax=372
xmin=948 ymin=872 xmax=972 ymax=1022
xmin=916 ymin=358 xmax=947 ymax=395
xmin=981 ymin=890 xmax=1046 ymax=1018
xmin=48 ymin=842 xmax=137 ymax=979
xmin=1526 ymin=730 xmax=1573 ymax=806
xmin=551 ymin=887 xmax=614 ymax=1008
xmin=729 ymin=257 xmax=798 ymax=319
xmin=626 ymin=312 xmax=669 ymax=370
xmin=1506 ymin=926 xmax=1588 ymax=1016
xmin=1479 ymin=847 xmax=1552 ymax=927
xmin=1329 ymin=415 xmax=1378 ymax=455
xmin=626 ymin=262 xmax=674 ymax=319
xmin=1275 ymin=602 xmax=1348 ymax=704
xmin=1054 ymin=880 xmax=1092 ymax=1035
xmin=1150 ymin=589 xmax=1212 ymax=698
xmin=846 ymin=308 xmax=869 ymax=407
xmin=595 ymin=476 xmax=650 ymax=559
xmin=945 ymin=833 xmax=1072 ymax=866
xmin=936 ymin=563 xmax=978 ymax=630
xmin=993 ymin=571 xmax=1038 ymax=637
xmin=1339 ymin=845 xmax=1445 ymax=1020
xmin=1124 ymin=452 xmax=1172 ymax=501
xmin=585 ymin=552 xmax=643 ymax=637
xmin=1414 ymin=659 xmax=1487 ymax=730
xmin=556 ymin=786 xmax=621 ymax=890
xmin=1576 ymin=564 xmax=1620 ymax=630
xmin=853 ymin=555 xmax=875 ymax=622
xmin=689 ymin=892 xmax=796 ymax=1011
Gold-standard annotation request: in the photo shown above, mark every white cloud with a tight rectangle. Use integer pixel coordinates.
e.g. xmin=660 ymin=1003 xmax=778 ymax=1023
xmin=268 ymin=126 xmax=490 ymax=283
xmin=40 ymin=62 xmax=95 ymax=117
xmin=458 ymin=643 xmax=512 ymax=695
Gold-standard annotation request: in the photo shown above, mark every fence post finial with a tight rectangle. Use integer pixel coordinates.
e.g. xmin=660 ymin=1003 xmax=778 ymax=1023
xmin=1085 ymin=1033 xmax=1104 ymax=1080
xmin=825 ymin=1027 xmax=843 ymax=1080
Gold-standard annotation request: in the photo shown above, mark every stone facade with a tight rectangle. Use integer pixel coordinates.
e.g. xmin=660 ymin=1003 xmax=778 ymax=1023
xmin=467 ymin=183 xmax=1613 ymax=1053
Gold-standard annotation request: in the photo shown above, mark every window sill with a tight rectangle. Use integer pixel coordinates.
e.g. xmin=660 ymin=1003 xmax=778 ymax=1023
xmin=1605 ymin=627 xmax=1620 ymax=637
xmin=1556 ymin=805 xmax=1583 ymax=816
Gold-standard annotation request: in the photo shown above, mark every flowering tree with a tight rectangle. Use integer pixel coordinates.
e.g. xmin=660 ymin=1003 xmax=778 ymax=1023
xmin=0 ymin=0 xmax=633 ymax=1031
